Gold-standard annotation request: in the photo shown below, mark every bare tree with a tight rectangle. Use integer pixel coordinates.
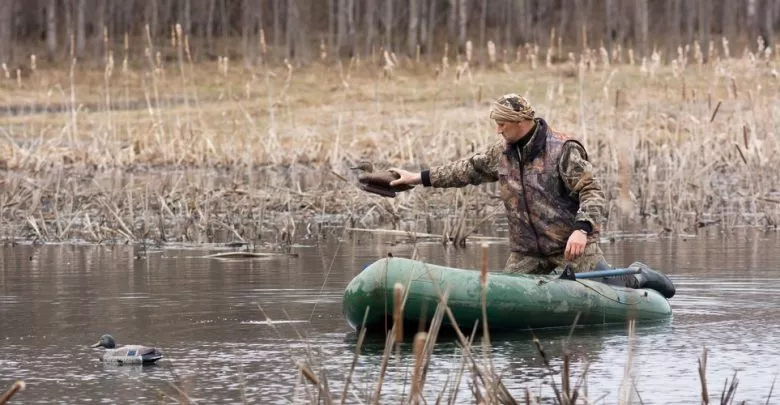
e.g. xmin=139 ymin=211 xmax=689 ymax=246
xmin=721 ymin=0 xmax=737 ymax=42
xmin=46 ymin=0 xmax=58 ymax=61
xmin=634 ymin=0 xmax=649 ymax=56
xmin=699 ymin=0 xmax=711 ymax=62
xmin=425 ymin=0 xmax=436 ymax=58
xmin=408 ymin=0 xmax=419 ymax=55
xmin=0 ymin=0 xmax=12 ymax=64
xmin=384 ymin=0 xmax=394 ymax=49
xmin=684 ymin=0 xmax=697 ymax=46
xmin=457 ymin=0 xmax=467 ymax=52
xmin=74 ymin=0 xmax=86 ymax=58
xmin=364 ymin=0 xmax=376 ymax=56
xmin=759 ymin=0 xmax=775 ymax=49
xmin=478 ymin=0 xmax=487 ymax=51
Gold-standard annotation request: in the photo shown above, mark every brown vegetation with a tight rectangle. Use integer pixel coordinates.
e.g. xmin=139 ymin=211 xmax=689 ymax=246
xmin=1 ymin=33 xmax=779 ymax=245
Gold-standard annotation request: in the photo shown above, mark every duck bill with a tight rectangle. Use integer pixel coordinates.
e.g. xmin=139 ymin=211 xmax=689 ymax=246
xmin=91 ymin=342 xmax=101 ymax=348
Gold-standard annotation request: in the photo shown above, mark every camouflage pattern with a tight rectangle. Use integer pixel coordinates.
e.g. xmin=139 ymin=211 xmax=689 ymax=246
xmin=429 ymin=118 xmax=606 ymax=271
xmin=504 ymin=243 xmax=607 ymax=274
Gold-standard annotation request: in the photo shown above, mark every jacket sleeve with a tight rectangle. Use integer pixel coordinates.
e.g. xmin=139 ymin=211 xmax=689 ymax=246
xmin=428 ymin=141 xmax=503 ymax=188
xmin=558 ymin=141 xmax=605 ymax=233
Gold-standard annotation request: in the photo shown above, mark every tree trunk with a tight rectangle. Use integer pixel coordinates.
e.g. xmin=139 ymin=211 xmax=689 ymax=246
xmin=760 ymin=0 xmax=775 ymax=49
xmin=699 ymin=0 xmax=711 ymax=62
xmin=504 ymin=0 xmax=513 ymax=50
xmin=457 ymin=0 xmax=467 ymax=52
xmin=426 ymin=0 xmax=436 ymax=60
xmin=364 ymin=0 xmax=375 ymax=56
xmin=516 ymin=0 xmax=531 ymax=45
xmin=337 ymin=0 xmax=347 ymax=55
xmin=328 ymin=0 xmax=335 ymax=52
xmin=206 ymin=0 xmax=216 ymax=53
xmin=479 ymin=0 xmax=487 ymax=51
xmin=634 ymin=0 xmax=648 ymax=56
xmin=94 ymin=0 xmax=107 ymax=58
xmin=75 ymin=0 xmax=85 ymax=58
xmin=721 ymin=0 xmax=736 ymax=43
xmin=346 ymin=0 xmax=355 ymax=57
xmin=684 ymin=0 xmax=696 ymax=46
xmin=273 ymin=0 xmax=282 ymax=49
xmin=419 ymin=0 xmax=428 ymax=53
xmin=0 ymin=0 xmax=12 ymax=64
xmin=667 ymin=0 xmax=682 ymax=55
xmin=182 ymin=0 xmax=192 ymax=35
xmin=605 ymin=0 xmax=615 ymax=58
xmin=407 ymin=0 xmax=419 ymax=56
xmin=46 ymin=0 xmax=57 ymax=61
xmin=241 ymin=0 xmax=254 ymax=63
xmin=384 ymin=0 xmax=394 ymax=49
xmin=447 ymin=0 xmax=457 ymax=46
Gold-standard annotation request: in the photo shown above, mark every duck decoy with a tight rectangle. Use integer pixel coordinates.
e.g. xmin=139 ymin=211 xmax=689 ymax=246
xmin=351 ymin=161 xmax=414 ymax=198
xmin=91 ymin=334 xmax=163 ymax=364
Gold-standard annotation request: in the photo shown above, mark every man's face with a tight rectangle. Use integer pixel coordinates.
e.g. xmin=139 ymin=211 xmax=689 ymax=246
xmin=495 ymin=120 xmax=531 ymax=144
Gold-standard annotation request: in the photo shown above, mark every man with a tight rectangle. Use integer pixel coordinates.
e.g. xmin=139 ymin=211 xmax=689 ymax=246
xmin=389 ymin=93 xmax=607 ymax=274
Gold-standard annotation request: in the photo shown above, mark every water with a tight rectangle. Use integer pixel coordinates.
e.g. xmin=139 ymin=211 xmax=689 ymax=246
xmin=1 ymin=230 xmax=779 ymax=404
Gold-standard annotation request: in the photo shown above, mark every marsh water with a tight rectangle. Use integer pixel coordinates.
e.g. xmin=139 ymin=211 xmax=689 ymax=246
xmin=1 ymin=229 xmax=779 ymax=404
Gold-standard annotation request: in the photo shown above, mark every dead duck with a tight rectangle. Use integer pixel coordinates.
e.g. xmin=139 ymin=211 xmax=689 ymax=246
xmin=91 ymin=334 xmax=163 ymax=364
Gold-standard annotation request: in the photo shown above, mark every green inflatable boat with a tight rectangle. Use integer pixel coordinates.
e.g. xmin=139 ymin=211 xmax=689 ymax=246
xmin=342 ymin=257 xmax=673 ymax=332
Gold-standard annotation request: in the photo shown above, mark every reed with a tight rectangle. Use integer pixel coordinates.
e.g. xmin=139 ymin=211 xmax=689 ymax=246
xmin=1 ymin=33 xmax=779 ymax=244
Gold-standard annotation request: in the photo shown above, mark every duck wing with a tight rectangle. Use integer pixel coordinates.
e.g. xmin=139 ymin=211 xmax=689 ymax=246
xmin=101 ymin=345 xmax=163 ymax=364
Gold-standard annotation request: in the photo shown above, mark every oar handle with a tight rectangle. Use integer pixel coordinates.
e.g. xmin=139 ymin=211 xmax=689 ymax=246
xmin=574 ymin=267 xmax=641 ymax=279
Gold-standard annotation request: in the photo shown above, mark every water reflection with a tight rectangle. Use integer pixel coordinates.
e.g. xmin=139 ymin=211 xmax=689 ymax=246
xmin=0 ymin=230 xmax=778 ymax=403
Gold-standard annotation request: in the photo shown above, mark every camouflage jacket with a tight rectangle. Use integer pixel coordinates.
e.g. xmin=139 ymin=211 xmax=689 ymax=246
xmin=427 ymin=118 xmax=605 ymax=256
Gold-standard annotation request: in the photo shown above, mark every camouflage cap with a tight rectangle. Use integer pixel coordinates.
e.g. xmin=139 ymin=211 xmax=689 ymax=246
xmin=489 ymin=93 xmax=535 ymax=123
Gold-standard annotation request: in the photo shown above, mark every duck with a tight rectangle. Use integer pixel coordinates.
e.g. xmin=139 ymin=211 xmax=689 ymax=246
xmin=91 ymin=334 xmax=163 ymax=364
xmin=350 ymin=161 xmax=415 ymax=198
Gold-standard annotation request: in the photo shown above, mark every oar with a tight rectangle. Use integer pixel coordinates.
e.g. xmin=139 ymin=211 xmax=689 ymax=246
xmin=572 ymin=267 xmax=641 ymax=279
xmin=557 ymin=263 xmax=641 ymax=280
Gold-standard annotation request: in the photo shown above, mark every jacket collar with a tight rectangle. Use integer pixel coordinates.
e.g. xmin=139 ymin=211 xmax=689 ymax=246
xmin=505 ymin=118 xmax=548 ymax=161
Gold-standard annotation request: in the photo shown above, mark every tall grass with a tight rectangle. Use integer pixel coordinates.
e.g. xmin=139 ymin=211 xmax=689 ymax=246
xmin=1 ymin=31 xmax=779 ymax=244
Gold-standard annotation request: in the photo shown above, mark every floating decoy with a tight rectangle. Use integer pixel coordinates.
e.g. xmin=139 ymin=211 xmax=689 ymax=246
xmin=91 ymin=334 xmax=163 ymax=364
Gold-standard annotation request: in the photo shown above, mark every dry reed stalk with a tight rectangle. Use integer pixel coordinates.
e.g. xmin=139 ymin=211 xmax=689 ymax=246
xmin=699 ymin=347 xmax=710 ymax=404
xmin=409 ymin=331 xmax=427 ymax=404
xmin=393 ymin=282 xmax=405 ymax=344
xmin=340 ymin=307 xmax=370 ymax=405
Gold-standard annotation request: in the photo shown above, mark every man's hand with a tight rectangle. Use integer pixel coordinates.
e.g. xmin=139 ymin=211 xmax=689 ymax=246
xmin=564 ymin=230 xmax=588 ymax=261
xmin=389 ymin=169 xmax=422 ymax=187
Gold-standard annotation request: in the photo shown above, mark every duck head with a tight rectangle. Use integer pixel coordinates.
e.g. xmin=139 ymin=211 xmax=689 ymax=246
xmin=92 ymin=334 xmax=116 ymax=349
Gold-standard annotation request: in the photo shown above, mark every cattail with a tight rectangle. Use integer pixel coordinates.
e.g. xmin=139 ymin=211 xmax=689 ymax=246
xmin=487 ymin=41 xmax=496 ymax=65
xmin=0 ymin=381 xmax=25 ymax=404
xmin=410 ymin=332 xmax=427 ymax=402
xmin=393 ymin=283 xmax=404 ymax=343
xmin=105 ymin=51 xmax=114 ymax=79
xmin=122 ymin=32 xmax=129 ymax=75
xmin=260 ymin=29 xmax=267 ymax=55
xmin=545 ymin=47 xmax=552 ymax=68
xmin=480 ymin=243 xmax=488 ymax=288
xmin=441 ymin=43 xmax=449 ymax=71
xmin=599 ymin=47 xmax=610 ymax=69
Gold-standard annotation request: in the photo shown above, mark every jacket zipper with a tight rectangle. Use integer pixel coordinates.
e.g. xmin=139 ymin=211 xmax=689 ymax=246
xmin=517 ymin=149 xmax=543 ymax=254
